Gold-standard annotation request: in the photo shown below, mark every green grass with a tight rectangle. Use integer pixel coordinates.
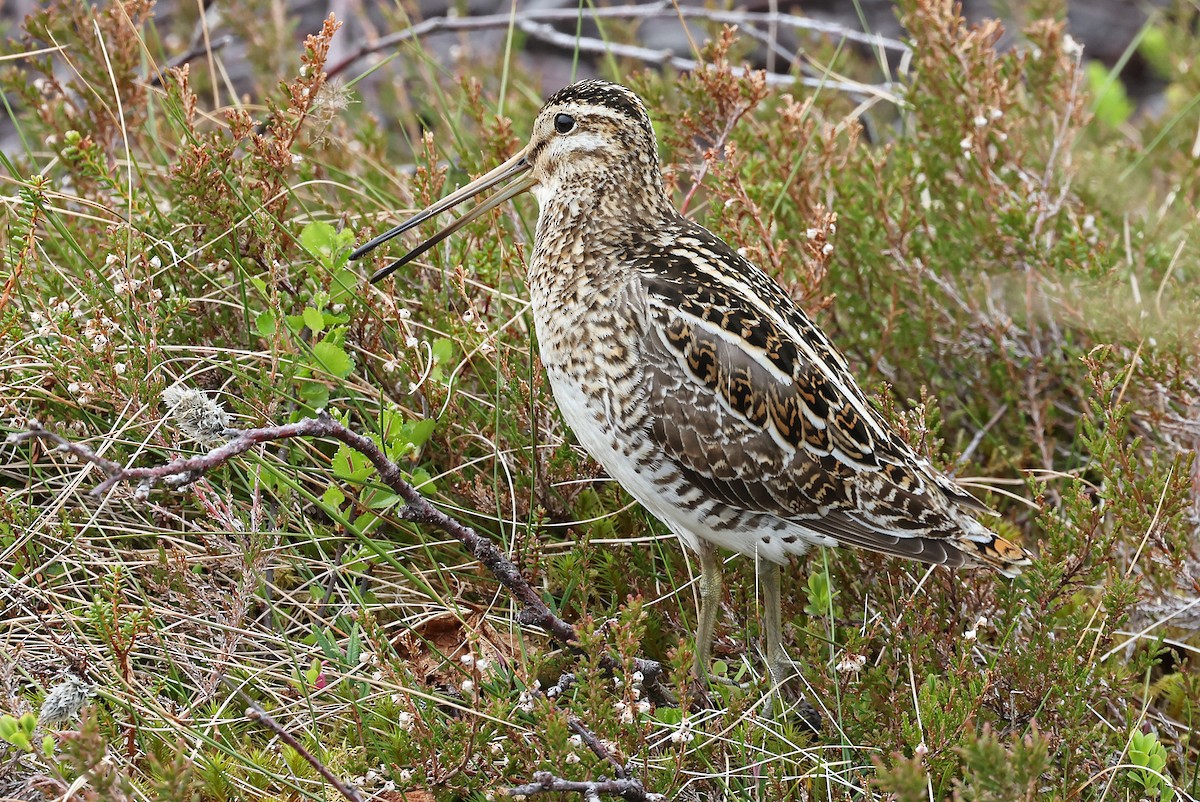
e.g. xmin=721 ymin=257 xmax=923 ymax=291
xmin=2 ymin=1 xmax=1198 ymax=800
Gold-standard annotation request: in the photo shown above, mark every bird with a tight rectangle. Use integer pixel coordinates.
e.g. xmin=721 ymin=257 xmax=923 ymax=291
xmin=351 ymin=80 xmax=1033 ymax=719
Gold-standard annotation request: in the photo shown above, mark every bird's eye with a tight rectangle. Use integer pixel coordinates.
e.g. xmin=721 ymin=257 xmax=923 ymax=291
xmin=554 ymin=113 xmax=576 ymax=134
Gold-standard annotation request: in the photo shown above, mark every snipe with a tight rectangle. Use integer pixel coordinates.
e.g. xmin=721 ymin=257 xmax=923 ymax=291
xmin=352 ymin=80 xmax=1032 ymax=722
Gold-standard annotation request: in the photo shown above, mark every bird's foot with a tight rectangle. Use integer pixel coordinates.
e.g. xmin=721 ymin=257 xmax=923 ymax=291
xmin=764 ymin=656 xmax=822 ymax=733
xmin=684 ymin=672 xmax=741 ymax=712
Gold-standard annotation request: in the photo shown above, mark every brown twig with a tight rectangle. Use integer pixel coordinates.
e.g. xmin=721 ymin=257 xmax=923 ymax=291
xmin=9 ymin=416 xmax=672 ymax=700
xmin=506 ymin=772 xmax=666 ymax=802
xmin=228 ymin=684 xmax=366 ymax=802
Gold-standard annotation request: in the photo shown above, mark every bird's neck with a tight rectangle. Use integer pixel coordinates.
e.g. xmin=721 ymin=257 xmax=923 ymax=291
xmin=532 ymin=170 xmax=675 ymax=246
xmin=526 ymin=177 xmax=667 ymax=310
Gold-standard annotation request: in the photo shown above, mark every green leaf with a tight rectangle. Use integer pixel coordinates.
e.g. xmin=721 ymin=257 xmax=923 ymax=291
xmin=1086 ymin=61 xmax=1133 ymax=127
xmin=406 ymin=418 xmax=436 ymax=449
xmin=300 ymin=221 xmax=338 ymax=263
xmin=42 ymin=734 xmax=55 ymax=757
xmin=298 ymin=380 xmax=329 ymax=410
xmin=331 ymin=443 xmax=372 ymax=482
xmin=304 ymin=656 xmax=322 ymax=686
xmin=321 ymin=484 xmax=345 ymax=509
xmin=302 ymin=307 xmax=325 ymax=335
xmin=255 ymin=311 xmax=277 ymax=337
xmin=431 ymin=338 xmax=456 ymax=366
xmin=311 ymin=340 xmax=353 ymax=377
xmin=300 ymin=221 xmax=356 ymax=270
xmin=408 ymin=467 xmax=434 ymax=491
xmin=329 ymin=267 xmax=358 ymax=304
xmin=1138 ymin=26 xmax=1171 ymax=77
xmin=284 ymin=313 xmax=306 ymax=335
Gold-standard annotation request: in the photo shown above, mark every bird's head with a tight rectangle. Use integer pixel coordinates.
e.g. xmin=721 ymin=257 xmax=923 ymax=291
xmin=352 ymin=81 xmax=667 ymax=283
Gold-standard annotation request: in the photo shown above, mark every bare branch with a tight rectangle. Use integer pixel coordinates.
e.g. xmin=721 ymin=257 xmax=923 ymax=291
xmin=326 ymin=3 xmax=907 ymax=94
xmin=507 ymin=771 xmax=666 ymax=802
xmin=516 ymin=19 xmax=897 ymax=98
xmin=232 ymin=687 xmax=367 ymax=802
xmin=10 ymin=416 xmax=673 ymax=701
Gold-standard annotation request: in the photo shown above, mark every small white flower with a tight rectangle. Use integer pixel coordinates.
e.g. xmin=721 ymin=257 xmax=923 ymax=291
xmin=669 ymin=716 xmax=693 ymax=744
xmin=821 ymin=242 xmax=834 ymax=256
xmin=291 ymin=153 xmax=302 ymax=165
xmin=474 ymin=322 xmax=488 ymax=334
xmin=104 ymin=254 xmax=120 ymax=267
xmin=397 ymin=711 xmax=415 ymax=730
xmin=1062 ymin=34 xmax=1084 ymax=58
xmin=836 ymin=653 xmax=867 ymax=673
xmin=959 ymin=135 xmax=972 ymax=151
xmin=114 ymin=363 xmax=127 ymax=375
xmin=805 ymin=227 xmax=820 ymax=239
xmin=475 ymin=658 xmax=490 ymax=673
xmin=67 ymin=382 xmax=81 ymax=394
xmin=565 ymin=752 xmax=581 ymax=764
xmin=462 ymin=309 xmax=475 ymax=322
xmin=149 ymin=255 xmax=162 ymax=269
xmin=964 ymin=627 xmax=978 ymax=642
xmin=398 ymin=308 xmax=412 ymax=320
xmin=973 ymin=115 xmax=988 ymax=127
xmin=460 ymin=653 xmax=475 ymax=667
xmin=568 ymin=734 xmax=583 ymax=748
xmin=990 ymin=107 xmax=1003 ymax=119
xmin=405 ymin=336 xmax=418 ymax=348
xmin=460 ymin=679 xmax=474 ymax=695
xmin=636 ymin=700 xmax=650 ymax=715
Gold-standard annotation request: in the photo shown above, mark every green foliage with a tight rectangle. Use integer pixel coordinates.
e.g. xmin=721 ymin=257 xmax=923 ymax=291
xmin=0 ymin=712 xmax=40 ymax=754
xmin=1086 ymin=60 xmax=1135 ymax=126
xmin=1127 ymin=729 xmax=1175 ymax=801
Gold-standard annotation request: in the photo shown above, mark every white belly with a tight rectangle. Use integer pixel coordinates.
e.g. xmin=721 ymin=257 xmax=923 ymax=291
xmin=542 ymin=360 xmax=817 ymax=564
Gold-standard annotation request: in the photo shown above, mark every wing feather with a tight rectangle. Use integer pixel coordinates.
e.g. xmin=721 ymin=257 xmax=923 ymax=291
xmin=631 ymin=218 xmax=1029 ymax=573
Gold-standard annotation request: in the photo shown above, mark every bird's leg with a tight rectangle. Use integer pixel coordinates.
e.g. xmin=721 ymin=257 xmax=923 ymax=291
xmin=759 ymin=557 xmax=821 ymax=730
xmin=694 ymin=539 xmax=723 ymax=683
xmin=759 ymin=557 xmax=791 ymax=704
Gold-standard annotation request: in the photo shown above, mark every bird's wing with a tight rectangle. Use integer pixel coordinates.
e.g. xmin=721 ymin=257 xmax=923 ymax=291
xmin=634 ymin=220 xmax=1026 ymax=571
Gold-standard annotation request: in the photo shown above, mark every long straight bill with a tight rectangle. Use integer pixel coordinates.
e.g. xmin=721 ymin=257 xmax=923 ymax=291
xmin=351 ymin=148 xmax=534 ymax=284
